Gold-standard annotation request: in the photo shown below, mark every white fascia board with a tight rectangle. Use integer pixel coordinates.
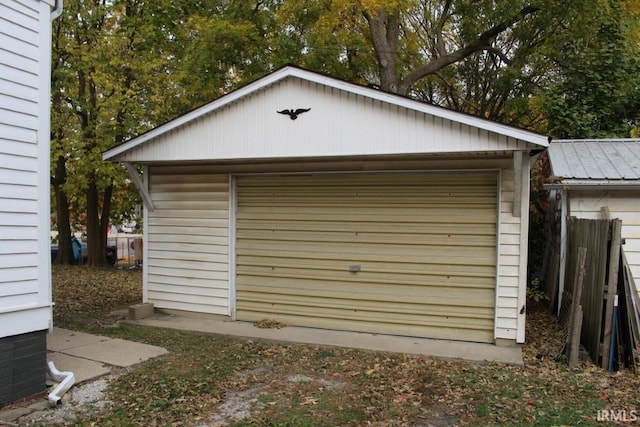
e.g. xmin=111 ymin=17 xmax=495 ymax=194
xmin=292 ymin=68 xmax=549 ymax=148
xmin=545 ymin=180 xmax=640 ymax=190
xmin=103 ymin=66 xmax=549 ymax=160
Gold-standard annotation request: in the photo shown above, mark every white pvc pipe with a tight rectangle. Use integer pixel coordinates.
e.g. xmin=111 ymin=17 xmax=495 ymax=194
xmin=47 ymin=361 xmax=75 ymax=407
xmin=51 ymin=0 xmax=64 ymax=20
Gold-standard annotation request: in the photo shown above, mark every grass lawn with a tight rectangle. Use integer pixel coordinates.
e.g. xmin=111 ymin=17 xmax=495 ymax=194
xmin=50 ymin=265 xmax=639 ymax=426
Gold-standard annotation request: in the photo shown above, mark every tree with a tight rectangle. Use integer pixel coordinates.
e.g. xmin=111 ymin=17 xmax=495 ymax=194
xmin=51 ymin=0 xmax=187 ymax=265
xmin=539 ymin=0 xmax=640 ymax=138
xmin=274 ymin=0 xmax=610 ymax=128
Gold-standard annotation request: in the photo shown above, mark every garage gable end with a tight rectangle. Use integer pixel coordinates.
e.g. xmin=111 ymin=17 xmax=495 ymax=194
xmin=104 ymin=67 xmax=548 ymax=163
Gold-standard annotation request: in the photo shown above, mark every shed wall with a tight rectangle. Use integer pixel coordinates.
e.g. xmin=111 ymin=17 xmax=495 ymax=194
xmin=569 ymin=190 xmax=640 ymax=293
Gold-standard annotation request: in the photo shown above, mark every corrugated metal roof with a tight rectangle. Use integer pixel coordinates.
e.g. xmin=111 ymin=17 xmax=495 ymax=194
xmin=549 ymin=139 xmax=640 ymax=182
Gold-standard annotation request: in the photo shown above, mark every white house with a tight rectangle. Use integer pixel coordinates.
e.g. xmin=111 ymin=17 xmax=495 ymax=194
xmin=0 ymin=0 xmax=62 ymax=406
xmin=104 ymin=66 xmax=548 ymax=347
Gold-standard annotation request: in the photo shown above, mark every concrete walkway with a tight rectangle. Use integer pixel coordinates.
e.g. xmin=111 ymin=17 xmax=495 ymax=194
xmin=0 ymin=328 xmax=168 ymax=426
xmin=47 ymin=328 xmax=169 ymax=382
xmin=127 ymin=312 xmax=523 ymax=365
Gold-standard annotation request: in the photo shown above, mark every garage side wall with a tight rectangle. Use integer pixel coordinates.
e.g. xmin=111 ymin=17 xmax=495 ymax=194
xmin=496 ymin=167 xmax=526 ymax=342
xmin=569 ymin=190 xmax=640 ymax=295
xmin=146 ymin=166 xmax=230 ymax=315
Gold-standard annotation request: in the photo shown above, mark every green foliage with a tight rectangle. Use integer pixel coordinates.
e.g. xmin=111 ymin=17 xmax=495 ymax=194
xmin=527 ymin=278 xmax=549 ymax=303
xmin=539 ymin=0 xmax=640 ymax=138
xmin=51 ymin=0 xmax=640 ymax=259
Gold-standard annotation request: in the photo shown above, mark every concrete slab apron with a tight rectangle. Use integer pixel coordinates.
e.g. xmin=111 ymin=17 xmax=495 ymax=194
xmin=129 ymin=314 xmax=523 ymax=365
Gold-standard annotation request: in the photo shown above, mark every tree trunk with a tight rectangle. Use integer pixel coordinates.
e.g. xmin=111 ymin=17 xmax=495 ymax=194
xmin=51 ymin=155 xmax=74 ymax=264
xmin=85 ymin=176 xmax=114 ymax=266
xmin=85 ymin=176 xmax=107 ymax=266
xmin=365 ymin=5 xmax=541 ymax=96
xmin=100 ymin=183 xmax=113 ymax=257
xmin=365 ymin=9 xmax=400 ymax=93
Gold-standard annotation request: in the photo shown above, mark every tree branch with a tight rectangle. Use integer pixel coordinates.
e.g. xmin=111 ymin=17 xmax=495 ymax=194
xmin=398 ymin=5 xmax=539 ymax=94
xmin=435 ymin=0 xmax=453 ymax=56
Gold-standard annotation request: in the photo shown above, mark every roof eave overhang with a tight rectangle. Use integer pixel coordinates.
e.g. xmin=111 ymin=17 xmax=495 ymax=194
xmin=545 ymin=180 xmax=640 ymax=190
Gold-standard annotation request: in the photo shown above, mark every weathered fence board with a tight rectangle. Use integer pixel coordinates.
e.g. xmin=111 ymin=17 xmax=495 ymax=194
xmin=565 ymin=218 xmax=609 ymax=364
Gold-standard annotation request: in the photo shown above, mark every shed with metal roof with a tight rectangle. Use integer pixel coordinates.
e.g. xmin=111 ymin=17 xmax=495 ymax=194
xmin=547 ymin=139 xmax=640 ymax=304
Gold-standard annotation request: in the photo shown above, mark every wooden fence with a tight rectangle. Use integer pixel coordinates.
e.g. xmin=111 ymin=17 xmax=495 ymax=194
xmin=559 ymin=217 xmax=638 ymax=370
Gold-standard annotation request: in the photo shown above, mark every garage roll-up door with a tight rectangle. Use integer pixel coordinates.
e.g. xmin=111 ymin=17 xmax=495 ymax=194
xmin=235 ymin=172 xmax=497 ymax=343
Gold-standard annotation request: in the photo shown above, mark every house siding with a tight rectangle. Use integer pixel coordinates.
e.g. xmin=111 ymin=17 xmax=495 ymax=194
xmin=1 ymin=0 xmax=54 ymax=406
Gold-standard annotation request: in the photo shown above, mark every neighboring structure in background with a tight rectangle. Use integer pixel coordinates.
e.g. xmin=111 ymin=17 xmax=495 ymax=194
xmin=104 ymin=66 xmax=548 ymax=347
xmin=0 ymin=0 xmax=62 ymax=406
xmin=545 ymin=139 xmax=640 ymax=370
xmin=546 ymin=139 xmax=640 ymax=310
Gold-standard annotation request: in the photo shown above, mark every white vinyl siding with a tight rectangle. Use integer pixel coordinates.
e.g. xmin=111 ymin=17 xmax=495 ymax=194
xmin=116 ymin=77 xmax=533 ymax=163
xmin=495 ymin=168 xmax=524 ymax=341
xmin=0 ymin=0 xmax=52 ymax=338
xmin=569 ymin=190 xmax=640 ymax=295
xmin=235 ymin=172 xmax=498 ymax=343
xmin=140 ymin=157 xmax=525 ymax=343
xmin=146 ymin=166 xmax=230 ymax=315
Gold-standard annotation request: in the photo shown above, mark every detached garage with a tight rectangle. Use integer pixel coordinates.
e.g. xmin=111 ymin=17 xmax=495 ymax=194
xmin=104 ymin=66 xmax=548 ymax=346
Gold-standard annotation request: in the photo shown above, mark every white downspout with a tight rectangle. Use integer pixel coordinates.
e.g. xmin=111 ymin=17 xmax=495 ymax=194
xmin=51 ymin=0 xmax=64 ymax=20
xmin=46 ymin=361 xmax=75 ymax=407
xmin=48 ymin=0 xmax=69 ymax=408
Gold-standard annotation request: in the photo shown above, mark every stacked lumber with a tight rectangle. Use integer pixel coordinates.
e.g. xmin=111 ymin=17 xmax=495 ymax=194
xmin=558 ymin=217 xmax=640 ymax=371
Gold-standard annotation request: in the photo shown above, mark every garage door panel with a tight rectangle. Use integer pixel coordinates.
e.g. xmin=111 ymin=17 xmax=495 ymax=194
xmin=237 ymin=247 xmax=496 ymax=270
xmin=237 ymin=306 xmax=495 ymax=342
xmin=238 ymin=298 xmax=493 ymax=323
xmin=237 ymin=239 xmax=494 ymax=258
xmin=238 ymin=229 xmax=495 ymax=247
xmin=238 ymin=219 xmax=496 ymax=236
xmin=236 ymin=172 xmax=497 ymax=342
xmin=238 ymin=256 xmax=496 ymax=283
xmin=237 ymin=277 xmax=495 ymax=303
xmin=239 ymin=173 xmax=495 ymax=186
xmin=237 ymin=209 xmax=496 ymax=224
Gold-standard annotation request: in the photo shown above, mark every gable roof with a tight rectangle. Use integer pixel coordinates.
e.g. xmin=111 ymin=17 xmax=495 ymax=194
xmin=548 ymin=139 xmax=640 ymax=188
xmin=104 ymin=65 xmax=549 ymax=161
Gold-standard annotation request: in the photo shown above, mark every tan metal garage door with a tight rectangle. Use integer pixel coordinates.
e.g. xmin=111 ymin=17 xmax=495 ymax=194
xmin=235 ymin=172 xmax=497 ymax=342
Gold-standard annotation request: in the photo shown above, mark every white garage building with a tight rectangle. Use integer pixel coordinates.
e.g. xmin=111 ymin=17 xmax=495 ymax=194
xmin=104 ymin=66 xmax=548 ymax=346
